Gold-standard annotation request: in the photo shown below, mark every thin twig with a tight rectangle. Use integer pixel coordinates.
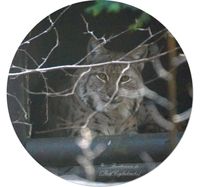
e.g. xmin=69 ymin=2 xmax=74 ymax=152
xmin=20 ymin=6 xmax=71 ymax=46
xmin=9 ymin=47 xmax=180 ymax=77
xmin=12 ymin=120 xmax=32 ymax=137
xmin=7 ymin=93 xmax=28 ymax=119
xmin=82 ymin=64 xmax=130 ymax=128
xmin=37 ymin=17 xmax=60 ymax=68
xmin=173 ymin=108 xmax=192 ymax=123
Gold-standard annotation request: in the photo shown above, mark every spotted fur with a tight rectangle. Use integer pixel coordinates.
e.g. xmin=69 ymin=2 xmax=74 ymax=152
xmin=45 ymin=38 xmax=150 ymax=137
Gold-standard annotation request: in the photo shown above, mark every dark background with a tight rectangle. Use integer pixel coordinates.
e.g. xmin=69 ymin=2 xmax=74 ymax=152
xmin=8 ymin=1 xmax=192 ymax=137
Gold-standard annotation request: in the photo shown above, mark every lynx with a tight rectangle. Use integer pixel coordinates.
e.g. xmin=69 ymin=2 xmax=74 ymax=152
xmin=43 ymin=38 xmax=152 ymax=137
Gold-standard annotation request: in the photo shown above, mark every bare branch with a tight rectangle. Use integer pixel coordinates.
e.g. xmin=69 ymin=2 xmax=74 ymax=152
xmin=37 ymin=17 xmax=60 ymax=68
xmin=144 ymin=54 xmax=187 ymax=86
xmin=82 ymin=15 xmax=105 ymax=41
xmin=119 ymin=29 xmax=167 ymax=61
xmin=18 ymin=49 xmax=39 ymax=66
xmin=172 ymin=54 xmax=187 ymax=67
xmin=17 ymin=47 xmax=50 ymax=124
xmin=24 ymin=67 xmax=92 ymax=97
xmin=65 ymin=68 xmax=92 ymax=95
xmin=173 ymin=108 xmax=192 ymax=123
xmin=144 ymin=86 xmax=173 ymax=109
xmin=20 ymin=6 xmax=71 ymax=46
xmin=7 ymin=93 xmax=28 ymax=119
xmin=76 ymin=155 xmax=96 ymax=181
xmin=7 ymin=8 xmax=192 ymax=182
xmin=146 ymin=103 xmax=175 ymax=131
xmin=139 ymin=152 xmax=157 ymax=171
xmin=149 ymin=44 xmax=172 ymax=81
xmin=75 ymin=16 xmax=129 ymax=66
xmin=76 ymin=127 xmax=106 ymax=180
xmin=8 ymin=46 xmax=180 ymax=77
xmin=82 ymin=64 xmax=130 ymax=128
xmin=137 ymin=26 xmax=153 ymax=36
xmin=10 ymin=65 xmax=26 ymax=71
xmin=12 ymin=120 xmax=32 ymax=137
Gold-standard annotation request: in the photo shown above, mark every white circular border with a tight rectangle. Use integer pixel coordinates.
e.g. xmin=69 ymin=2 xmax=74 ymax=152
xmin=1 ymin=0 xmax=200 ymax=187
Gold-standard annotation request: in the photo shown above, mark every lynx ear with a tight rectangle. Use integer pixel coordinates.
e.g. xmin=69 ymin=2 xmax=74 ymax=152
xmin=87 ymin=37 xmax=107 ymax=63
xmin=128 ymin=45 xmax=148 ymax=71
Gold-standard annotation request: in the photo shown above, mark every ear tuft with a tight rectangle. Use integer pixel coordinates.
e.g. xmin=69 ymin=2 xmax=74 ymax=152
xmin=87 ymin=37 xmax=107 ymax=54
xmin=86 ymin=37 xmax=108 ymax=64
xmin=131 ymin=45 xmax=148 ymax=60
xmin=129 ymin=45 xmax=148 ymax=71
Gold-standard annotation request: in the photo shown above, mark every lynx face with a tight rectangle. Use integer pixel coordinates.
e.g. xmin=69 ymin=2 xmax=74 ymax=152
xmin=76 ymin=38 xmax=148 ymax=115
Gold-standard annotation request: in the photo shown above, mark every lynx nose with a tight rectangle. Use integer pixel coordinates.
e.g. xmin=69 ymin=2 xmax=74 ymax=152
xmin=106 ymin=86 xmax=120 ymax=103
xmin=107 ymin=91 xmax=117 ymax=100
xmin=107 ymin=86 xmax=117 ymax=98
xmin=107 ymin=92 xmax=119 ymax=103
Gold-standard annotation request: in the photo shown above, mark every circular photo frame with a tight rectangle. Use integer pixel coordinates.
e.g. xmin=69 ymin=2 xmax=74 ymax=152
xmin=7 ymin=0 xmax=193 ymax=185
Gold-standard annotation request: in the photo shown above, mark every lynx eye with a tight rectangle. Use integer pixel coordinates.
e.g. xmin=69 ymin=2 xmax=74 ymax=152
xmin=96 ymin=73 xmax=108 ymax=82
xmin=120 ymin=75 xmax=130 ymax=83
